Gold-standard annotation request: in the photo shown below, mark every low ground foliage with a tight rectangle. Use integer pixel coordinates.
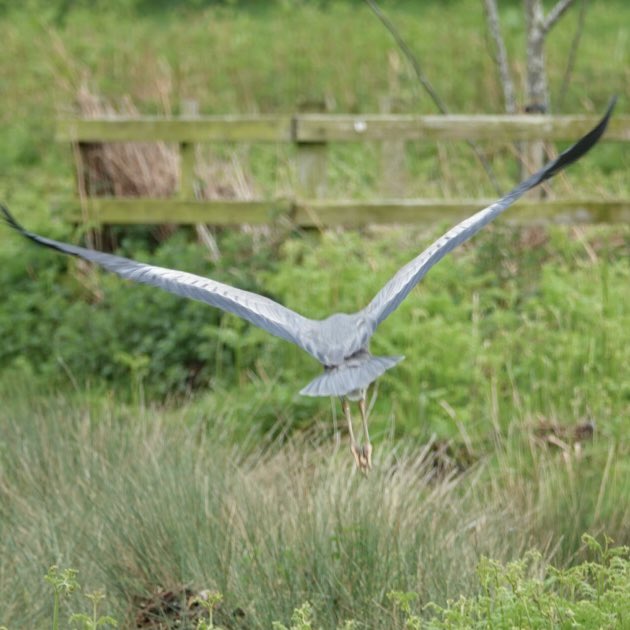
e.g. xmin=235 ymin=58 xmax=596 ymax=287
xmin=29 ymin=538 xmax=630 ymax=628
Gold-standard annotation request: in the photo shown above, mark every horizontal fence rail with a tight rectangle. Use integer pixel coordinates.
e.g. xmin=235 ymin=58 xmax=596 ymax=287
xmin=58 ymin=113 xmax=630 ymax=227
xmin=58 ymin=116 xmax=294 ymax=143
xmin=58 ymin=114 xmax=630 ymax=143
xmin=71 ymin=198 xmax=630 ymax=227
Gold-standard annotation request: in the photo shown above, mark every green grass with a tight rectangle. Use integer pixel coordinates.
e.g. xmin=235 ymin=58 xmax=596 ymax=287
xmin=0 ymin=380 xmax=628 ymax=628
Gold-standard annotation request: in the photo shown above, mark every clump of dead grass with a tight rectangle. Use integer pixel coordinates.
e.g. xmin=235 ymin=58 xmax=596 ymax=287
xmin=76 ymin=85 xmax=178 ymax=198
xmin=75 ymin=85 xmax=256 ymax=201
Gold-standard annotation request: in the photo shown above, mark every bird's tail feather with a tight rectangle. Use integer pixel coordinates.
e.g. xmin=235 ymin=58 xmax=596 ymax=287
xmin=300 ymin=355 xmax=404 ymax=398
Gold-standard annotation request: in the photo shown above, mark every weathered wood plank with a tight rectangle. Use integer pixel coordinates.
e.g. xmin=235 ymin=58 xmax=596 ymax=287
xmin=57 ymin=111 xmax=629 ymax=229
xmin=64 ymin=197 xmax=630 ymax=226
xmin=295 ymin=114 xmax=630 ymax=142
xmin=68 ymin=199 xmax=292 ymax=225
xmin=179 ymin=101 xmax=199 ymax=200
xmin=379 ymin=92 xmax=407 ymax=196
xmin=294 ymin=101 xmax=329 ymax=198
xmin=57 ymin=114 xmax=630 ymax=143
xmin=296 ymin=144 xmax=328 ymax=198
xmin=179 ymin=143 xmax=197 ymax=200
xmin=296 ymin=198 xmax=630 ymax=226
xmin=57 ymin=116 xmax=294 ymax=142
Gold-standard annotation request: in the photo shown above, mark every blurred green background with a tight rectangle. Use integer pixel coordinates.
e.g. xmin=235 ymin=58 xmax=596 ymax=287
xmin=0 ymin=2 xmax=628 ymax=628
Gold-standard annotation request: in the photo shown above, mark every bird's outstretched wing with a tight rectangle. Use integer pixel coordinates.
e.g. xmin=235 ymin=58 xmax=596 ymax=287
xmin=363 ymin=97 xmax=617 ymax=327
xmin=1 ymin=206 xmax=318 ymax=354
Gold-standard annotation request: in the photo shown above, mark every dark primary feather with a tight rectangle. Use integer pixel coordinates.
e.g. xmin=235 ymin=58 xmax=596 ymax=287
xmin=362 ymin=97 xmax=616 ymax=327
xmin=0 ymin=206 xmax=318 ymax=356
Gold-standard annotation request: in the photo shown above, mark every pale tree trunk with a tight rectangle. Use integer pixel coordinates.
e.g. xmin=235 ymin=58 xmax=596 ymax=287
xmin=483 ymin=0 xmax=517 ymax=114
xmin=524 ymin=0 xmax=578 ymax=113
xmin=525 ymin=0 xmax=549 ymax=114
xmin=524 ymin=0 xmax=548 ymax=194
xmin=522 ymin=0 xmax=577 ymax=195
xmin=485 ymin=0 xmax=577 ymax=116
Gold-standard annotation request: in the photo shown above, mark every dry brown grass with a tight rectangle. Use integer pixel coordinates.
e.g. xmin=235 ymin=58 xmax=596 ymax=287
xmin=73 ymin=86 xmax=260 ymax=256
xmin=75 ymin=85 xmax=256 ymax=202
xmin=76 ymin=86 xmax=178 ymax=198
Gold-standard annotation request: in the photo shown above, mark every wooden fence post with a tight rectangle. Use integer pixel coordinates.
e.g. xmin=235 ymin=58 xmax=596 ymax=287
xmin=179 ymin=99 xmax=199 ymax=200
xmin=295 ymin=99 xmax=328 ymax=199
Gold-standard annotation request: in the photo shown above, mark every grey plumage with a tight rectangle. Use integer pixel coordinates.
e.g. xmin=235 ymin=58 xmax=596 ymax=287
xmin=1 ymin=98 xmax=616 ymax=400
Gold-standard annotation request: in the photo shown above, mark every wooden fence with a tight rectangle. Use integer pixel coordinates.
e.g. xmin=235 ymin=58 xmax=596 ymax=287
xmin=57 ymin=113 xmax=630 ymax=226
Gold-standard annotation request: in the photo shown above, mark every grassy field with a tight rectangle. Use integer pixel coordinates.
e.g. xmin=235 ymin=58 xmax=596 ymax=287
xmin=1 ymin=378 xmax=628 ymax=627
xmin=0 ymin=1 xmax=629 ymax=627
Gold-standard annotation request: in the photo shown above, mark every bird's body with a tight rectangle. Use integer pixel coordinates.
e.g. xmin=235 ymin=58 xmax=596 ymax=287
xmin=2 ymin=99 xmax=615 ymax=472
xmin=297 ymin=312 xmax=402 ymax=399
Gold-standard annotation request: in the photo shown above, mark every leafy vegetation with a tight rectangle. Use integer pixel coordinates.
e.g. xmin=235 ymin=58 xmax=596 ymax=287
xmin=0 ymin=1 xmax=628 ymax=628
xmin=37 ymin=538 xmax=630 ymax=628
xmin=2 ymin=222 xmax=628 ymax=444
xmin=422 ymin=535 xmax=630 ymax=628
xmin=275 ymin=535 xmax=630 ymax=629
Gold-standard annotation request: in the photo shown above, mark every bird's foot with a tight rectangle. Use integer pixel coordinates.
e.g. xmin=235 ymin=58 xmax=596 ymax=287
xmin=351 ymin=442 xmax=372 ymax=473
xmin=350 ymin=442 xmax=363 ymax=469
xmin=363 ymin=442 xmax=373 ymax=471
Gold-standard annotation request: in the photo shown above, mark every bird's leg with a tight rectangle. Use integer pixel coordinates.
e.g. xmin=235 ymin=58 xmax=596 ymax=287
xmin=342 ymin=398 xmax=367 ymax=471
xmin=358 ymin=397 xmax=372 ymax=470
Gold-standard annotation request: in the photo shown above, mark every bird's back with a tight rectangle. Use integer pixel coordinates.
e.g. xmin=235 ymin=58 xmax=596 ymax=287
xmin=302 ymin=312 xmax=375 ymax=367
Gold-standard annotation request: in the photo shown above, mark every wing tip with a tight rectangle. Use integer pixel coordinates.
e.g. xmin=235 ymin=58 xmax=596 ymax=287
xmin=571 ymin=96 xmax=616 ymax=151
xmin=0 ymin=204 xmax=25 ymax=233
xmin=539 ymin=96 xmax=617 ymax=184
xmin=594 ymin=95 xmax=617 ymax=138
xmin=1 ymin=204 xmax=75 ymax=257
xmin=1 ymin=204 xmax=47 ymax=250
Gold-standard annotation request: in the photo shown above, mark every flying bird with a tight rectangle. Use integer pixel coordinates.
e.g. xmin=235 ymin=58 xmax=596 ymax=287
xmin=2 ymin=99 xmax=615 ymax=472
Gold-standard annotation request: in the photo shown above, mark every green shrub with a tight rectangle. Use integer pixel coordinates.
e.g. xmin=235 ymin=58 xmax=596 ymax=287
xmin=279 ymin=536 xmax=630 ymax=629
xmin=421 ymin=535 xmax=630 ymax=629
xmin=0 ymin=230 xmax=278 ymax=398
xmin=1 ymin=223 xmax=629 ymax=442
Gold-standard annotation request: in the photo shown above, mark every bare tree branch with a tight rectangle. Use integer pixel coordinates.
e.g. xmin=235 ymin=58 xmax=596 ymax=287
xmin=364 ymin=0 xmax=447 ymax=113
xmin=543 ymin=0 xmax=577 ymax=34
xmin=558 ymin=0 xmax=588 ymax=109
xmin=365 ymin=0 xmax=501 ymax=194
xmin=483 ymin=0 xmax=517 ymax=113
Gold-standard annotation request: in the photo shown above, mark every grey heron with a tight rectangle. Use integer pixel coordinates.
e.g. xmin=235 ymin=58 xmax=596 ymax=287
xmin=1 ymin=99 xmax=615 ymax=472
